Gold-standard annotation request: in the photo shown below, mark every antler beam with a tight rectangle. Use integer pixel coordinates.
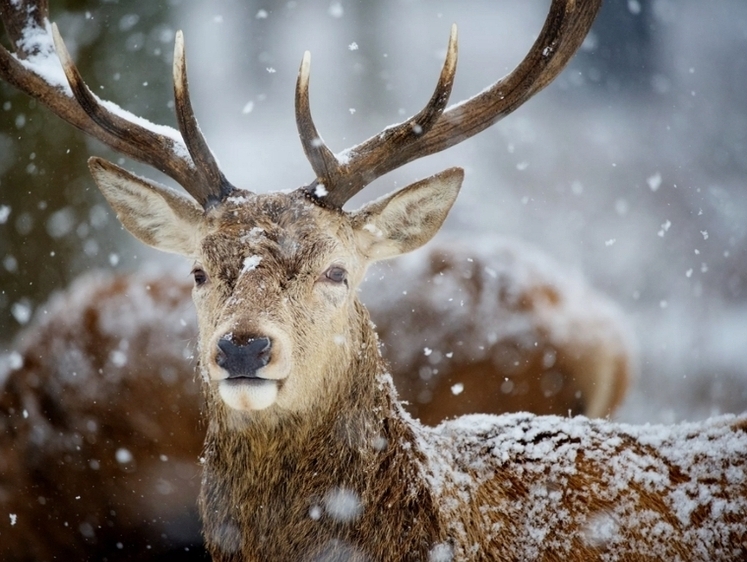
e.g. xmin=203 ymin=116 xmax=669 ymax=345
xmin=296 ymin=0 xmax=602 ymax=208
xmin=0 ymin=0 xmax=231 ymax=208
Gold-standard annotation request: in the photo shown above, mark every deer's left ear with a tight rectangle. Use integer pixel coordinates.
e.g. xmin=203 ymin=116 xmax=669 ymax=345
xmin=352 ymin=167 xmax=463 ymax=261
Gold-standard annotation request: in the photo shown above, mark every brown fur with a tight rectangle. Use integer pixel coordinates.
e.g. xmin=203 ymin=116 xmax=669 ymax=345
xmin=430 ymin=416 xmax=747 ymax=560
xmin=2 ymin=93 xmax=743 ymax=562
xmin=367 ymin=241 xmax=633 ymax=422
xmin=200 ymin=305 xmax=444 ymax=561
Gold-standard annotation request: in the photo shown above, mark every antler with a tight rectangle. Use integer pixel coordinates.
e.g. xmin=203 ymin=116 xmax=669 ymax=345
xmin=296 ymin=0 xmax=602 ymax=208
xmin=2 ymin=0 xmax=598 ymax=210
xmin=0 ymin=0 xmax=231 ymax=208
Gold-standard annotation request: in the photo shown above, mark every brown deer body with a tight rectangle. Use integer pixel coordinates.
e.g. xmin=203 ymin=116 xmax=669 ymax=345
xmin=0 ymin=238 xmax=632 ymax=560
xmin=2 ymin=0 xmax=746 ymax=560
xmin=0 ymin=243 xmax=632 ymax=560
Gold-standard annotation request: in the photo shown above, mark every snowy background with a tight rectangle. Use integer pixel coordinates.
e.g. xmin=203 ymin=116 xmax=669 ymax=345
xmin=1 ymin=0 xmax=747 ymax=423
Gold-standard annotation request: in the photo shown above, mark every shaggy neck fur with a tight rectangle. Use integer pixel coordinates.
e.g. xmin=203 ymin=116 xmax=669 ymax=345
xmin=198 ymin=300 xmax=443 ymax=561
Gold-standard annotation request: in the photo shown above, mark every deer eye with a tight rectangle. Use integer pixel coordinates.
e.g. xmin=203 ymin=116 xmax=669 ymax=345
xmin=191 ymin=266 xmax=208 ymax=286
xmin=323 ymin=265 xmax=348 ymax=286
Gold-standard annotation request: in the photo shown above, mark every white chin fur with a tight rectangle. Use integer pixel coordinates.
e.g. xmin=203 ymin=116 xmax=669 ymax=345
xmin=218 ymin=380 xmax=278 ymax=411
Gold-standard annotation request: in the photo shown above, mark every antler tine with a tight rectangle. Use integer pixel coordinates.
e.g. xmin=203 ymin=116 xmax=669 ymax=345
xmin=303 ymin=0 xmax=601 ymax=209
xmin=295 ymin=51 xmax=340 ymax=198
xmin=297 ymin=25 xmax=458 ymax=208
xmin=1 ymin=5 xmax=188 ymax=182
xmin=422 ymin=0 xmax=601 ymax=148
xmin=173 ymin=31 xmax=234 ymax=207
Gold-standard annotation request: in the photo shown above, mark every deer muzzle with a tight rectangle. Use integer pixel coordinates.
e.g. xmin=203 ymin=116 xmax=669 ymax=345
xmin=216 ymin=336 xmax=272 ymax=379
xmin=209 ymin=327 xmax=293 ymax=411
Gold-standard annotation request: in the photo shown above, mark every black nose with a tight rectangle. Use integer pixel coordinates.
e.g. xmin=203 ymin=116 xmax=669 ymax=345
xmin=216 ymin=336 xmax=272 ymax=379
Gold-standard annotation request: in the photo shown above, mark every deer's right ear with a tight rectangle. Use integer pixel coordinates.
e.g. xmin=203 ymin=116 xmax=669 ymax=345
xmin=88 ymin=157 xmax=204 ymax=257
xmin=352 ymin=167 xmax=463 ymax=262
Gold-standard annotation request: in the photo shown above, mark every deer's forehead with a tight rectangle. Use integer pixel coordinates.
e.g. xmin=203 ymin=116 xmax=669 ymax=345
xmin=214 ymin=190 xmax=312 ymax=222
xmin=199 ymin=192 xmax=355 ymax=271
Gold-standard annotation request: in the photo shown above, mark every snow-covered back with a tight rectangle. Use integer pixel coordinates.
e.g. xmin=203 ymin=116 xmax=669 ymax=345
xmin=412 ymin=407 xmax=747 ymax=559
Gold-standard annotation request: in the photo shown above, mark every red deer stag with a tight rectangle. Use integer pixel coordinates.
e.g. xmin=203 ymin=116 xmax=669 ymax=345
xmin=2 ymin=0 xmax=745 ymax=560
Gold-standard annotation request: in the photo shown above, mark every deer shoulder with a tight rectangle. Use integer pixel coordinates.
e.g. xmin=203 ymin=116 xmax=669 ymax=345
xmin=422 ymin=412 xmax=747 ymax=560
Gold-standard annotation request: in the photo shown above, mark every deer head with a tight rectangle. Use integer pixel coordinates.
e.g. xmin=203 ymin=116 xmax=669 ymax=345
xmin=92 ymin=156 xmax=464 ymax=416
xmin=0 ymin=0 xmax=602 ymax=418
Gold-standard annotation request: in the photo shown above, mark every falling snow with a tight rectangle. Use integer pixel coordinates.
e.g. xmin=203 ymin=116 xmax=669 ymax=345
xmin=8 ymin=351 xmax=23 ymax=370
xmin=323 ymin=488 xmax=361 ymax=523
xmin=110 ymin=350 xmax=127 ymax=367
xmin=0 ymin=0 xmax=739 ymax=560
xmin=11 ymin=302 xmax=31 ymax=325
xmin=647 ymin=172 xmax=662 ymax=191
xmin=115 ymin=447 xmax=133 ymax=464
xmin=627 ymin=0 xmax=642 ymax=15
xmin=0 ymin=205 xmax=10 ymax=224
xmin=328 ymin=2 xmax=344 ymax=18
xmin=429 ymin=542 xmax=454 ymax=562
